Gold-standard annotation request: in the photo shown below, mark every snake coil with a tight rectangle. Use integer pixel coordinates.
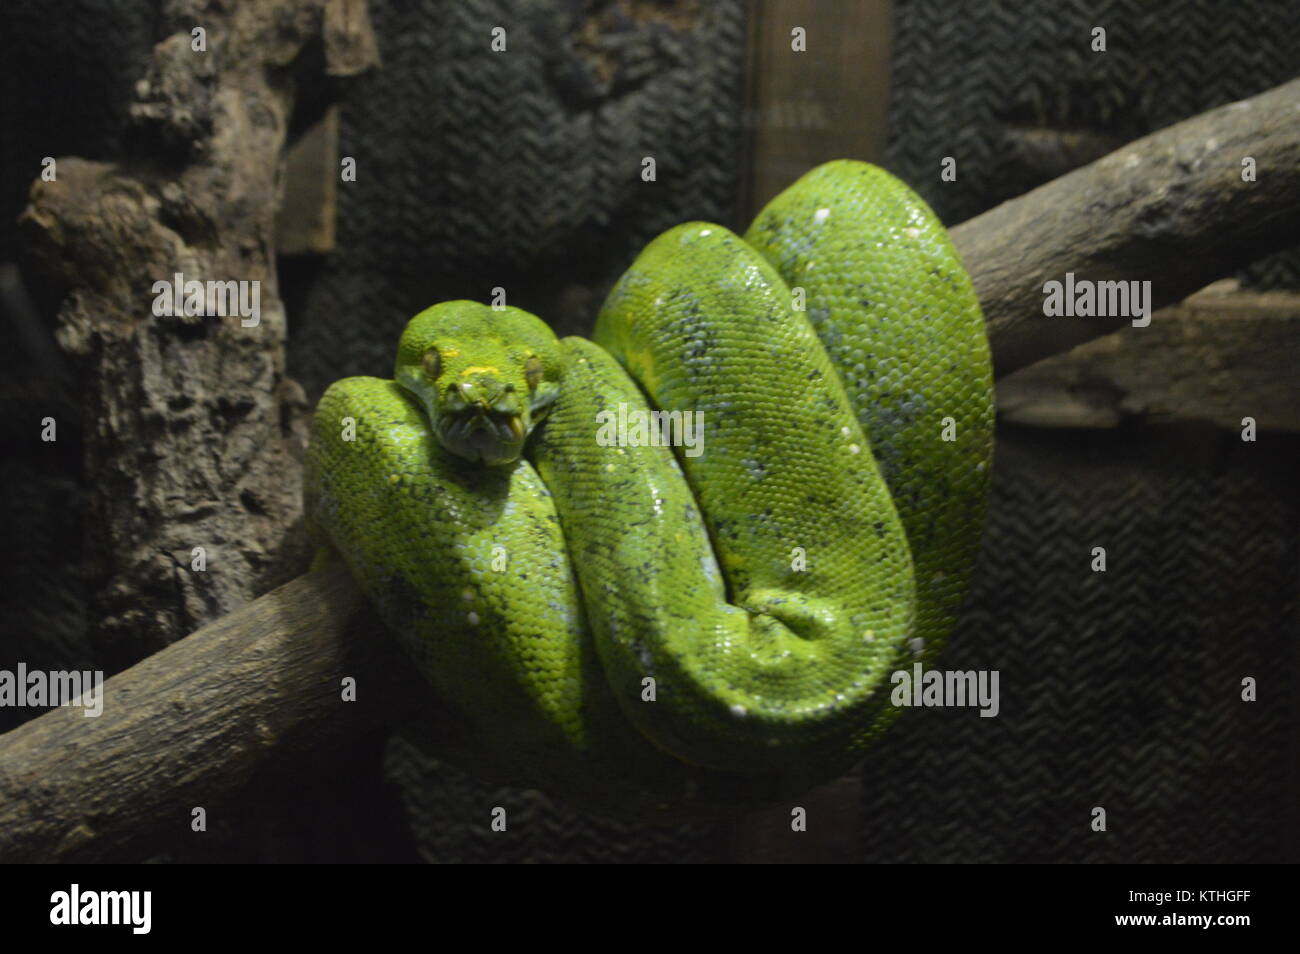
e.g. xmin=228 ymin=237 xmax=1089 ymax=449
xmin=305 ymin=161 xmax=993 ymax=817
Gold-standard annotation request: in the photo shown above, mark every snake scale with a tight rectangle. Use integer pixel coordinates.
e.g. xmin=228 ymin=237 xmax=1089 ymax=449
xmin=304 ymin=161 xmax=993 ymax=817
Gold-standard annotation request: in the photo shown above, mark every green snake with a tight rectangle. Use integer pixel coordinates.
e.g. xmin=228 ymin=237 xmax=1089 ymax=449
xmin=304 ymin=161 xmax=993 ymax=817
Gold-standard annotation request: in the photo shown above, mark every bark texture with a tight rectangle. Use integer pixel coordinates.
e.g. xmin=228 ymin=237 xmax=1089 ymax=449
xmin=952 ymin=77 xmax=1300 ymax=376
xmin=18 ymin=0 xmax=378 ymax=664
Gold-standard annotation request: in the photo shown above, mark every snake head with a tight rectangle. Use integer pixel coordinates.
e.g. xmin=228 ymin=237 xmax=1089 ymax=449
xmin=394 ymin=301 xmax=561 ymax=466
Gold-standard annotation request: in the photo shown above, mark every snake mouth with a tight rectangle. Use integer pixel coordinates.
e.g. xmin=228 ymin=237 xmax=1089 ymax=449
xmin=438 ymin=409 xmax=526 ymax=465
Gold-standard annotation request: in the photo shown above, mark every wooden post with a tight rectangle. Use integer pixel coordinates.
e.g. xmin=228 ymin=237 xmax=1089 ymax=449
xmin=743 ymin=0 xmax=894 ymax=219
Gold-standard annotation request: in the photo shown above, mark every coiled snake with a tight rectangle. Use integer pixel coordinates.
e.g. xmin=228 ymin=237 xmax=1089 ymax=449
xmin=304 ymin=161 xmax=993 ymax=817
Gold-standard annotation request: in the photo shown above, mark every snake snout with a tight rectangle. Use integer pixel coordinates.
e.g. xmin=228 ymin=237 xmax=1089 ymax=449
xmin=435 ymin=402 xmax=528 ymax=466
xmin=455 ymin=374 xmax=517 ymax=411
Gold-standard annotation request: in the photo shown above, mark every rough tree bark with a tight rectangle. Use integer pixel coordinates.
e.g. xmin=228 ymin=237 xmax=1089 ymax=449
xmin=955 ymin=77 xmax=1300 ymax=377
xmin=2 ymin=76 xmax=1298 ymax=862
xmin=18 ymin=0 xmax=379 ymax=665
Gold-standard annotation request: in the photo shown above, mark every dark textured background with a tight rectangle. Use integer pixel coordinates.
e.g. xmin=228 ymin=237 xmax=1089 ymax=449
xmin=286 ymin=0 xmax=747 ymax=401
xmin=867 ymin=0 xmax=1299 ymax=862
xmin=886 ymin=0 xmax=1300 ymax=289
xmin=0 ymin=0 xmax=1296 ymax=862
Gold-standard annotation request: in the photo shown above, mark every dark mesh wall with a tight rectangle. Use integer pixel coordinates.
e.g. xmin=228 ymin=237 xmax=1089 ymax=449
xmin=287 ymin=0 xmax=749 ymax=401
xmin=885 ymin=0 xmax=1300 ymax=288
xmin=858 ymin=428 xmax=1298 ymax=863
xmin=868 ymin=0 xmax=1299 ymax=863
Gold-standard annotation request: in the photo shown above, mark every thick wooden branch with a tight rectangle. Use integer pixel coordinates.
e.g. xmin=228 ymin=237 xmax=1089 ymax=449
xmin=3 ymin=78 xmax=1299 ymax=862
xmin=997 ymin=285 xmax=1300 ymax=431
xmin=0 ymin=560 xmax=472 ymax=862
xmin=0 ymin=564 xmax=366 ymax=862
xmin=955 ymin=76 xmax=1300 ymax=377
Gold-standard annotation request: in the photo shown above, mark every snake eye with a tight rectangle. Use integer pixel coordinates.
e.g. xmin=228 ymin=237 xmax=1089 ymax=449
xmin=422 ymin=347 xmax=441 ymax=379
xmin=525 ymin=355 xmax=544 ymax=391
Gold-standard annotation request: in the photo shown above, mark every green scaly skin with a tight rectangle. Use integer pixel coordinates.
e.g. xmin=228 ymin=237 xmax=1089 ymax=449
xmin=303 ymin=161 xmax=993 ymax=817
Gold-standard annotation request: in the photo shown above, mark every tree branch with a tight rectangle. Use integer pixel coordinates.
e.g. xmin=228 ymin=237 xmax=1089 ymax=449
xmin=0 ymin=564 xmax=365 ymax=861
xmin=954 ymin=76 xmax=1300 ymax=377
